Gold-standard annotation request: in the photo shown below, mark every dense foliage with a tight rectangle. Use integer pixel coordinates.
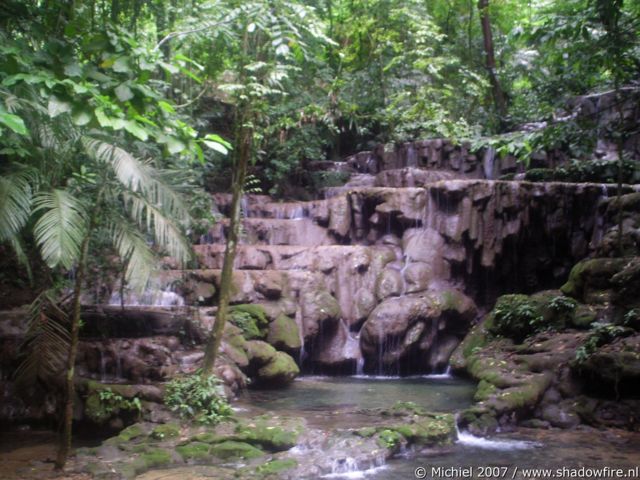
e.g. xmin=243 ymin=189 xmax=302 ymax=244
xmin=164 ymin=372 xmax=232 ymax=424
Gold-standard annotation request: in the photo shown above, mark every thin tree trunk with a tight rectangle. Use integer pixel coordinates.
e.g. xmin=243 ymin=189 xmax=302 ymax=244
xmin=54 ymin=231 xmax=91 ymax=470
xmin=201 ymin=123 xmax=252 ymax=373
xmin=478 ymin=0 xmax=507 ymax=127
xmin=615 ymin=82 xmax=625 ymax=256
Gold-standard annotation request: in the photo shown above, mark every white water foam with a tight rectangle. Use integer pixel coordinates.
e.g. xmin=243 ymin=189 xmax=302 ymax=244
xmin=456 ymin=428 xmax=540 ymax=451
xmin=321 ymin=465 xmax=388 ymax=479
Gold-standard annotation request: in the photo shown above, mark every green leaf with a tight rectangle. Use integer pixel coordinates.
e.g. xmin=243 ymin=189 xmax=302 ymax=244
xmin=166 ymin=137 xmax=186 ymax=155
xmin=112 ymin=57 xmax=131 ymax=73
xmin=33 ymin=190 xmax=87 ymax=269
xmin=48 ymin=96 xmax=72 ymax=118
xmin=94 ymin=108 xmax=112 ymax=127
xmin=63 ymin=62 xmax=83 ymax=78
xmin=204 ymin=134 xmax=232 ymax=149
xmin=124 ymin=120 xmax=149 ymax=141
xmin=115 ymin=83 xmax=134 ymax=102
xmin=0 ymin=112 xmax=28 ymax=135
xmin=71 ymin=108 xmax=92 ymax=126
xmin=203 ymin=140 xmax=228 ymax=155
xmin=158 ymin=101 xmax=176 ymax=114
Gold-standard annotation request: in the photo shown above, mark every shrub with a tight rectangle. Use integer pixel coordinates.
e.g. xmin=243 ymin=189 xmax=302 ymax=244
xmin=489 ymin=294 xmax=544 ymax=343
xmin=164 ymin=373 xmax=232 ymax=425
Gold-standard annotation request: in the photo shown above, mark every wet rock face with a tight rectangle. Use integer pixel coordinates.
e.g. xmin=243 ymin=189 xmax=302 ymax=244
xmin=360 ymin=291 xmax=476 ymax=375
xmin=193 ymin=177 xmax=628 ymax=375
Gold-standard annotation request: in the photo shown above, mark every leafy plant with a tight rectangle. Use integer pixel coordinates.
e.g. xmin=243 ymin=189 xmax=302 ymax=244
xmin=98 ymin=388 xmax=142 ymax=416
xmin=164 ymin=373 xmax=232 ymax=425
xmin=574 ymin=322 xmax=630 ymax=363
xmin=490 ymin=294 xmax=545 ymax=343
xmin=548 ymin=295 xmax=578 ymax=314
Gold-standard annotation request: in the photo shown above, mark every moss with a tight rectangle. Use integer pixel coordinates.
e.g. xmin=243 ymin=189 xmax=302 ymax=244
xmin=391 ymin=414 xmax=456 ymax=446
xmin=85 ymin=391 xmax=111 ymax=424
xmin=385 ymin=401 xmax=427 ymax=417
xmin=377 ymin=429 xmax=404 ymax=450
xmin=267 ymin=314 xmax=302 ymax=352
xmin=474 ymin=379 xmax=498 ymax=402
xmin=256 ymin=351 xmax=300 ymax=386
xmin=176 ymin=442 xmax=212 ymax=461
xmin=256 ymin=458 xmax=298 ymax=475
xmin=234 ymin=417 xmax=301 ymax=451
xmin=230 ymin=304 xmax=269 ymax=339
xmin=117 ymin=424 xmax=145 ymax=443
xmin=150 ymin=423 xmax=180 ymax=440
xmin=136 ymin=448 xmax=172 ymax=469
xmin=488 ymin=293 xmax=570 ymax=343
xmin=192 ymin=432 xmax=223 ymax=443
xmin=353 ymin=427 xmax=377 ymax=438
xmin=210 ymin=440 xmax=265 ymax=460
xmin=572 ymin=305 xmax=597 ymax=329
xmin=247 ymin=340 xmax=277 ymax=366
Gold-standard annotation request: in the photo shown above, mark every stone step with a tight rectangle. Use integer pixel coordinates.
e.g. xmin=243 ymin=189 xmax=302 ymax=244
xmin=193 ymin=244 xmax=399 ymax=270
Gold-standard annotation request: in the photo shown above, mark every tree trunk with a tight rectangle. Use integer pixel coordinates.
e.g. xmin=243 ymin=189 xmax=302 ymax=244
xmin=615 ymin=83 xmax=625 ymax=256
xmin=54 ymin=231 xmax=91 ymax=470
xmin=201 ymin=122 xmax=252 ymax=373
xmin=478 ymin=0 xmax=507 ymax=127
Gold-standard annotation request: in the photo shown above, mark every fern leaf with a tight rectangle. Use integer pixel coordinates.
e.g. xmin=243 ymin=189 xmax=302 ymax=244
xmin=33 ymin=189 xmax=87 ymax=269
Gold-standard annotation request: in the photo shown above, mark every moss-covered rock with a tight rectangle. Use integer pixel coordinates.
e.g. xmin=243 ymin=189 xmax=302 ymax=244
xmin=234 ymin=417 xmax=302 ymax=451
xmin=210 ymin=440 xmax=265 ymax=460
xmin=133 ymin=447 xmax=172 ymax=470
xmin=230 ymin=304 xmax=269 ymax=339
xmin=150 ymin=423 xmax=180 ymax=440
xmin=116 ymin=423 xmax=146 ymax=442
xmin=376 ymin=429 xmax=404 ymax=450
xmin=266 ymin=314 xmax=302 ymax=353
xmin=488 ymin=291 xmax=575 ymax=343
xmin=255 ymin=458 xmax=298 ymax=475
xmin=390 ymin=414 xmax=456 ymax=446
xmin=256 ymin=351 xmax=300 ymax=386
xmin=246 ymin=340 xmax=277 ymax=367
xmin=176 ymin=442 xmax=213 ymax=461
xmin=561 ymin=258 xmax=630 ymax=304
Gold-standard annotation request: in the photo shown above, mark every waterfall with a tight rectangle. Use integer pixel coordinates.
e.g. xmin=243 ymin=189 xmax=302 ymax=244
xmin=240 ymin=195 xmax=249 ymax=218
xmin=99 ymin=346 xmax=107 ymax=382
xmin=483 ymin=147 xmax=496 ymax=180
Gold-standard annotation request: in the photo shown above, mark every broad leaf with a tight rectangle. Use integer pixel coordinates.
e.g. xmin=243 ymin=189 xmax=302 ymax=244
xmin=0 ymin=112 xmax=28 ymax=135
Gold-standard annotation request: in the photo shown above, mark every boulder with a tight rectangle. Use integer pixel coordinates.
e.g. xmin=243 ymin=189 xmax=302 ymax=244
xmin=360 ymin=290 xmax=476 ymax=373
xmin=255 ymin=351 xmax=300 ymax=386
xmin=266 ymin=315 xmax=302 ymax=354
xmin=299 ymin=288 xmax=341 ymax=341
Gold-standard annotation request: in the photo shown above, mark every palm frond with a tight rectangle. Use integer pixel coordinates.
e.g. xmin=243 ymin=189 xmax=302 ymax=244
xmin=14 ymin=290 xmax=70 ymax=389
xmin=108 ymin=215 xmax=157 ymax=292
xmin=0 ymin=171 xmax=33 ymax=241
xmin=124 ymin=191 xmax=193 ymax=265
xmin=83 ymin=137 xmax=191 ymax=221
xmin=33 ymin=189 xmax=87 ymax=269
xmin=82 ymin=137 xmax=193 ymax=266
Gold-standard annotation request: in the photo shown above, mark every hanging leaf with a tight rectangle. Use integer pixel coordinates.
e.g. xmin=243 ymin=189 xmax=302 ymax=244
xmin=166 ymin=137 xmax=186 ymax=155
xmin=123 ymin=120 xmax=149 ymax=141
xmin=47 ymin=96 xmax=72 ymax=118
xmin=71 ymin=107 xmax=92 ymax=126
xmin=115 ymin=83 xmax=134 ymax=102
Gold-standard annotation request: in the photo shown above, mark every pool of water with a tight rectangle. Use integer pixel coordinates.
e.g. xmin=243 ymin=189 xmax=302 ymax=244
xmin=237 ymin=374 xmax=476 ymax=429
